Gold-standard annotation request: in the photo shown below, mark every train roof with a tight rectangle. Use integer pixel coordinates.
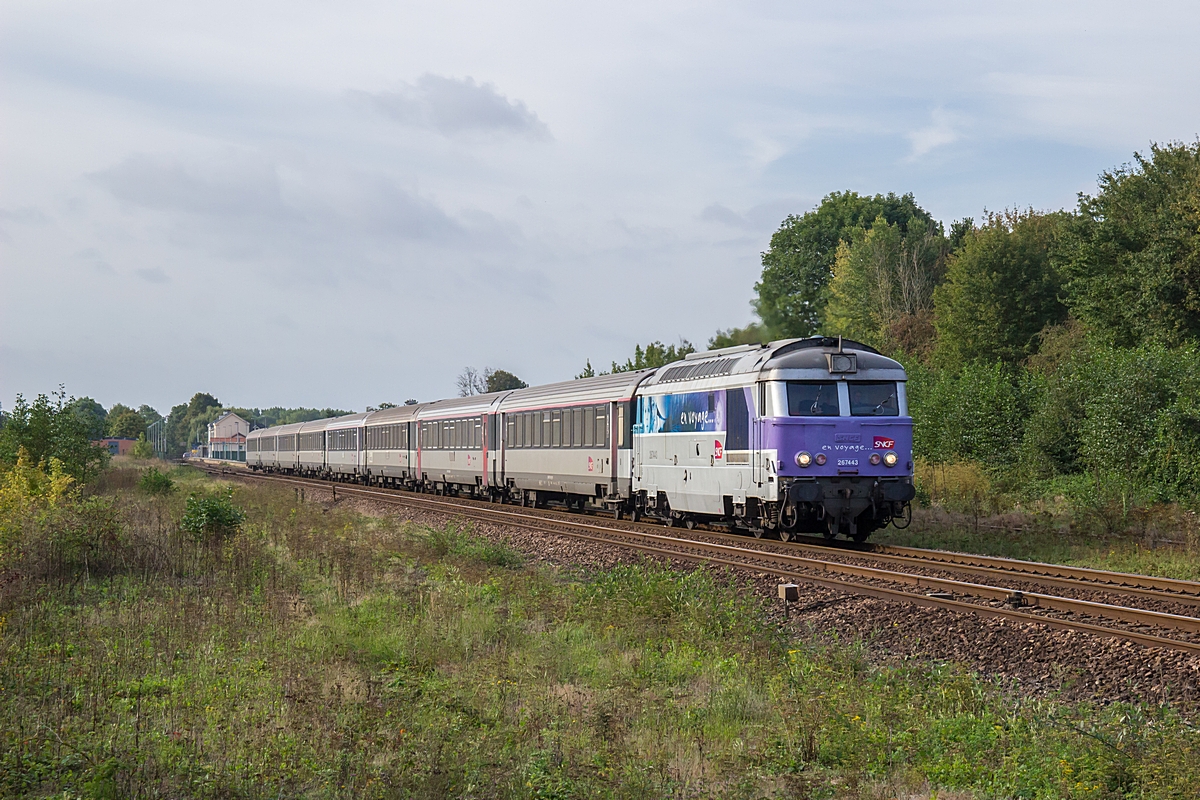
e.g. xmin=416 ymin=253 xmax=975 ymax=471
xmin=416 ymin=393 xmax=508 ymax=420
xmin=640 ymin=336 xmax=906 ymax=388
xmin=498 ymin=369 xmax=655 ymax=411
xmin=322 ymin=412 xmax=371 ymax=431
xmin=247 ymin=421 xmax=305 ymax=439
xmin=363 ymin=403 xmax=429 ymax=425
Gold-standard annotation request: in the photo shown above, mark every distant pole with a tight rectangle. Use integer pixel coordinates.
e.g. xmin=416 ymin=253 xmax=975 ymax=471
xmin=147 ymin=419 xmax=167 ymax=459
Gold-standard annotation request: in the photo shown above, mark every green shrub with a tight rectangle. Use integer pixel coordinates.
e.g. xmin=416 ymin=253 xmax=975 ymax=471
xmin=180 ymin=491 xmax=245 ymax=542
xmin=138 ymin=467 xmax=174 ymax=495
xmin=129 ymin=434 xmax=154 ymax=459
xmin=908 ymin=360 xmax=1034 ymax=470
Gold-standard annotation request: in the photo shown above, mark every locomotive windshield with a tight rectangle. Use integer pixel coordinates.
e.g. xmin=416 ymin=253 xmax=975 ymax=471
xmin=786 ymin=382 xmax=839 ymax=416
xmin=849 ymin=382 xmax=899 ymax=416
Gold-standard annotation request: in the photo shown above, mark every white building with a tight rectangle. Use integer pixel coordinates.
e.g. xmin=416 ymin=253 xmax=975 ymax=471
xmin=208 ymin=412 xmax=250 ymax=462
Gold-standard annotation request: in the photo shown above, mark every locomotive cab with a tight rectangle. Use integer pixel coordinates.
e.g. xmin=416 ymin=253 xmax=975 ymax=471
xmin=630 ymin=336 xmax=915 ymax=543
xmin=761 ymin=340 xmax=915 ymax=541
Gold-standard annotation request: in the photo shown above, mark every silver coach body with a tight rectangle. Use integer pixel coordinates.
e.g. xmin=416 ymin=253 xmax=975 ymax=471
xmin=497 ymin=370 xmax=653 ymax=502
xmin=362 ymin=403 xmax=427 ymax=482
xmin=413 ymin=394 xmax=506 ymax=491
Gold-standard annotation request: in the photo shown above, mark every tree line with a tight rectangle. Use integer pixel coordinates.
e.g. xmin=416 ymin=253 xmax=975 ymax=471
xmin=596 ymin=140 xmax=1200 ymax=517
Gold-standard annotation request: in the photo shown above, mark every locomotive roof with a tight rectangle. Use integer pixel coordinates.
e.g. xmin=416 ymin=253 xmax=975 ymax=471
xmin=641 ymin=336 xmax=907 ymax=387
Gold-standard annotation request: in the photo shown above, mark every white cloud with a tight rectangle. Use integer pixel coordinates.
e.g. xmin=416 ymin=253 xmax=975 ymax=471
xmin=362 ymin=74 xmax=551 ymax=139
xmin=907 ymin=109 xmax=964 ymax=160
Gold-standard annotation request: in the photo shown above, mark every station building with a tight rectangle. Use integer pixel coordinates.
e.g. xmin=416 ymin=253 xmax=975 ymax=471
xmin=208 ymin=411 xmax=250 ymax=462
xmin=96 ymin=437 xmax=137 ymax=457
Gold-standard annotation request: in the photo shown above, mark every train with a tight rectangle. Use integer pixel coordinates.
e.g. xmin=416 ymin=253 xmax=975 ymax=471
xmin=246 ymin=337 xmax=915 ymax=542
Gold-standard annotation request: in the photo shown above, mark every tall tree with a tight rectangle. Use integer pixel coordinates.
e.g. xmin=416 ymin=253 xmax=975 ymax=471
xmin=165 ymin=393 xmax=223 ymax=454
xmin=708 ymin=323 xmax=768 ymax=349
xmin=824 ymin=216 xmax=947 ymax=354
xmin=485 ymin=370 xmax=528 ymax=392
xmin=1062 ymin=140 xmax=1200 ymax=347
xmin=66 ymin=397 xmax=107 ymax=440
xmin=456 ymin=367 xmax=487 ymax=396
xmin=610 ymin=340 xmax=695 ymax=373
xmin=754 ymin=191 xmax=935 ymax=337
xmin=933 ymin=210 xmax=1070 ymax=366
xmin=137 ymin=404 xmax=163 ymax=427
xmin=105 ymin=404 xmax=147 ymax=439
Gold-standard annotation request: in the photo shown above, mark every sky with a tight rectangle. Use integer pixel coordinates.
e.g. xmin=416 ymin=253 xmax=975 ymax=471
xmin=2 ymin=1 xmax=1198 ymax=415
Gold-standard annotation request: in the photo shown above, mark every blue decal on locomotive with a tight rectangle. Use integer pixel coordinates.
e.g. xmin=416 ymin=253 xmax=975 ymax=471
xmin=634 ymin=391 xmax=726 ymax=434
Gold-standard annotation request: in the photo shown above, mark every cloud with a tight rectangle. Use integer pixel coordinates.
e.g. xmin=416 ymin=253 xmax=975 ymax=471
xmin=699 ymin=203 xmax=750 ymax=228
xmin=364 ymin=75 xmax=550 ymax=139
xmin=906 ymin=109 xmax=963 ymax=160
xmin=135 ymin=266 xmax=169 ymax=283
xmin=90 ymin=153 xmax=295 ymax=221
xmin=90 ymin=152 xmax=465 ymax=248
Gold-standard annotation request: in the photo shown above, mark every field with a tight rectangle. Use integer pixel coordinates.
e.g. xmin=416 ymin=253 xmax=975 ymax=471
xmin=2 ymin=466 xmax=1199 ymax=799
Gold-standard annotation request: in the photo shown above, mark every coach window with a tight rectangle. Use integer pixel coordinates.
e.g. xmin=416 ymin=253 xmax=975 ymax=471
xmin=583 ymin=407 xmax=594 ymax=447
xmin=571 ymin=408 xmax=582 ymax=447
xmin=550 ymin=411 xmax=561 ymax=447
xmin=596 ymin=407 xmax=606 ymax=447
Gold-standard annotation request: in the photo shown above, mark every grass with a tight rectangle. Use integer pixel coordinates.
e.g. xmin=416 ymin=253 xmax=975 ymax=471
xmin=2 ymin=469 xmax=1200 ymax=798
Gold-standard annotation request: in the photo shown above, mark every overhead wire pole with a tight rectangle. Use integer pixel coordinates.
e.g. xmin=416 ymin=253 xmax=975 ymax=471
xmin=147 ymin=419 xmax=167 ymax=459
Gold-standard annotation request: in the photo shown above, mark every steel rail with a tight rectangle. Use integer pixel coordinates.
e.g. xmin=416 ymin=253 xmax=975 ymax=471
xmin=204 ymin=466 xmax=1200 ymax=654
xmin=207 ymin=464 xmax=1200 ymax=609
xmin=869 ymin=544 xmax=1200 ymax=597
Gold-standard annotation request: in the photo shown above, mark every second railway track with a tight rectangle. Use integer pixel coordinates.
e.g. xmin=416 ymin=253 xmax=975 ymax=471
xmin=201 ymin=464 xmax=1200 ymax=656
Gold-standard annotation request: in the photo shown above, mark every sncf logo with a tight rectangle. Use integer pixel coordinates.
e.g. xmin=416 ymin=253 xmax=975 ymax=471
xmin=873 ymin=436 xmax=895 ymax=449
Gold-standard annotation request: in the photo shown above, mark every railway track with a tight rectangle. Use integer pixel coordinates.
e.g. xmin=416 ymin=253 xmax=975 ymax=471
xmin=197 ymin=464 xmax=1200 ymax=655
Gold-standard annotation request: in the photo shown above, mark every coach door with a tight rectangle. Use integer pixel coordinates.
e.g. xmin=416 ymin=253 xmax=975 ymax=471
xmin=485 ymin=413 xmax=498 ymax=489
xmin=751 ymin=382 xmax=765 ymax=488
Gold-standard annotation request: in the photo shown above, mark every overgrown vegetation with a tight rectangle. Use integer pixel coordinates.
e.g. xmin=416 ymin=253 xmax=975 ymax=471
xmin=591 ymin=141 xmax=1200 ymax=532
xmin=2 ymin=469 xmax=1199 ymax=798
xmin=0 ymin=389 xmax=108 ymax=482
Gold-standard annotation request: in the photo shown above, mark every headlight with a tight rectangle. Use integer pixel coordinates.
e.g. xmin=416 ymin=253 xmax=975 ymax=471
xmin=869 ymin=453 xmax=881 ymax=465
xmin=814 ymin=453 xmax=827 ymax=466
xmin=883 ymin=451 xmax=898 ymax=467
xmin=795 ymin=451 xmax=812 ymax=467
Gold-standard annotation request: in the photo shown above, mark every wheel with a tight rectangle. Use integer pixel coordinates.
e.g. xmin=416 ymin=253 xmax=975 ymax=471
xmin=631 ymin=508 xmax=641 ymax=523
xmin=751 ymin=527 xmax=765 ymax=539
xmin=614 ymin=507 xmax=623 ymax=520
xmin=685 ymin=519 xmax=696 ymax=530
xmin=776 ymin=528 xmax=792 ymax=543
